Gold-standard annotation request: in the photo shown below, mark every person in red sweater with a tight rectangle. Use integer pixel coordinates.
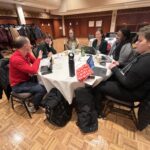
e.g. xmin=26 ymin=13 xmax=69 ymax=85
xmin=9 ymin=36 xmax=46 ymax=112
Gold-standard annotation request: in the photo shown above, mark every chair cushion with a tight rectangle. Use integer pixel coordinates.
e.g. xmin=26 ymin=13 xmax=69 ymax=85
xmin=11 ymin=92 xmax=32 ymax=99
xmin=105 ymin=96 xmax=134 ymax=107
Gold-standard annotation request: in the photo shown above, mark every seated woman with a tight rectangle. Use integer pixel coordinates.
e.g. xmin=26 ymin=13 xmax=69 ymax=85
xmin=64 ymin=29 xmax=79 ymax=50
xmin=92 ymin=28 xmax=107 ymax=54
xmin=109 ymin=28 xmax=134 ymax=67
xmin=94 ymin=25 xmax=150 ymax=116
xmin=76 ymin=25 xmax=150 ymax=118
xmin=37 ymin=35 xmax=57 ymax=58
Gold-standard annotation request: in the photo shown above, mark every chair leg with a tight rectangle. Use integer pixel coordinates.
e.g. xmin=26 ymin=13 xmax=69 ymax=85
xmin=23 ymin=100 xmax=32 ymax=118
xmin=131 ymin=108 xmax=138 ymax=129
xmin=10 ymin=95 xmax=14 ymax=110
xmin=103 ymin=100 xmax=110 ymax=117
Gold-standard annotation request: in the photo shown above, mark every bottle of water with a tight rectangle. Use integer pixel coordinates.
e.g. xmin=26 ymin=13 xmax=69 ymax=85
xmin=81 ymin=47 xmax=85 ymax=57
xmin=68 ymin=52 xmax=75 ymax=77
xmin=71 ymin=42 xmax=75 ymax=54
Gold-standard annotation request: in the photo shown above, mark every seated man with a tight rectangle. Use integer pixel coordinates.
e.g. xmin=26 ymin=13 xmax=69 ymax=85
xmin=37 ymin=35 xmax=57 ymax=58
xmin=9 ymin=36 xmax=46 ymax=112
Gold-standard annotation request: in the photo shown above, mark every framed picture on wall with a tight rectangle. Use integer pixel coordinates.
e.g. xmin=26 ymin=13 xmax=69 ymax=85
xmin=96 ymin=20 xmax=102 ymax=27
xmin=89 ymin=21 xmax=94 ymax=27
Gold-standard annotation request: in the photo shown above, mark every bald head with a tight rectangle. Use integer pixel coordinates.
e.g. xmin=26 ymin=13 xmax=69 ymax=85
xmin=13 ymin=36 xmax=30 ymax=49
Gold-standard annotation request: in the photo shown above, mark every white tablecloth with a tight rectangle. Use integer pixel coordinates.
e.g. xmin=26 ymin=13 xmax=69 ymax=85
xmin=38 ymin=52 xmax=111 ymax=104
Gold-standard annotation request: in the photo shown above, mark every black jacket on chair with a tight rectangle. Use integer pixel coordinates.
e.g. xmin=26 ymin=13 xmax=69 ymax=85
xmin=0 ymin=58 xmax=11 ymax=99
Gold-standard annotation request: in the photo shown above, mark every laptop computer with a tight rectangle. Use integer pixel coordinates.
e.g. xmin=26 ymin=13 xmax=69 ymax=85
xmin=81 ymin=46 xmax=96 ymax=55
xmin=86 ymin=55 xmax=107 ymax=77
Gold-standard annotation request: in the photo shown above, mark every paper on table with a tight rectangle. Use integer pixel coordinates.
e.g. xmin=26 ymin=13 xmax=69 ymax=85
xmin=40 ymin=58 xmax=50 ymax=67
xmin=84 ymin=78 xmax=97 ymax=86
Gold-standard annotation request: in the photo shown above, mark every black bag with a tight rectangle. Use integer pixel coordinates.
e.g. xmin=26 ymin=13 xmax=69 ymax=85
xmin=0 ymin=58 xmax=12 ymax=99
xmin=138 ymin=98 xmax=150 ymax=130
xmin=75 ymin=87 xmax=98 ymax=133
xmin=43 ymin=88 xmax=72 ymax=127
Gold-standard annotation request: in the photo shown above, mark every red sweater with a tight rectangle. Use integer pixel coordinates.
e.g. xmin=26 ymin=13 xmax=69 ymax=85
xmin=9 ymin=50 xmax=41 ymax=87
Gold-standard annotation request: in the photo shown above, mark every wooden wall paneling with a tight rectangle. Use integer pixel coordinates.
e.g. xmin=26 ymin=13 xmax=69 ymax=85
xmin=74 ymin=20 xmax=80 ymax=38
xmin=64 ymin=14 xmax=111 ymax=38
xmin=25 ymin=18 xmax=40 ymax=25
xmin=79 ymin=18 xmax=88 ymax=37
xmin=101 ymin=16 xmax=112 ymax=34
xmin=65 ymin=19 xmax=80 ymax=37
xmin=39 ymin=19 xmax=54 ymax=37
xmin=64 ymin=19 xmax=75 ymax=37
xmin=86 ymin=16 xmax=111 ymax=37
xmin=53 ymin=19 xmax=63 ymax=38
xmin=0 ymin=17 xmax=18 ymax=25
xmin=87 ymin=19 xmax=95 ymax=37
xmin=116 ymin=7 xmax=150 ymax=32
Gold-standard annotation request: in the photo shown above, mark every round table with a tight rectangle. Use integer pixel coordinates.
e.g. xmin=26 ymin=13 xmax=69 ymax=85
xmin=38 ymin=51 xmax=112 ymax=104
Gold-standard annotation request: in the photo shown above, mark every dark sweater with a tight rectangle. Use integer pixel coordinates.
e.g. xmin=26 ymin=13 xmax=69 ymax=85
xmin=0 ymin=53 xmax=3 ymax=59
xmin=92 ymin=39 xmax=107 ymax=54
xmin=37 ymin=42 xmax=57 ymax=58
xmin=111 ymin=53 xmax=150 ymax=99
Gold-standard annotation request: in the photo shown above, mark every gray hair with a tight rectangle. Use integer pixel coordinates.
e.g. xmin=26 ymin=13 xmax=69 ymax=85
xmin=138 ymin=25 xmax=150 ymax=41
xmin=13 ymin=36 xmax=29 ymax=49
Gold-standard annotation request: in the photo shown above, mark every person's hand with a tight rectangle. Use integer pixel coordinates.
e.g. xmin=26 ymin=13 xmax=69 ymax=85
xmin=28 ymin=45 xmax=33 ymax=53
xmin=49 ymin=40 xmax=52 ymax=47
xmin=47 ymin=52 xmax=52 ymax=58
xmin=108 ymin=61 xmax=118 ymax=69
xmin=112 ymin=60 xmax=119 ymax=66
xmin=38 ymin=50 xmax=43 ymax=59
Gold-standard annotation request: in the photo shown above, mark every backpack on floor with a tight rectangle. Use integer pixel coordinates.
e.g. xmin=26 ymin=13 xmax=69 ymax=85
xmin=75 ymin=87 xmax=98 ymax=133
xmin=43 ymin=88 xmax=72 ymax=127
xmin=138 ymin=98 xmax=150 ymax=130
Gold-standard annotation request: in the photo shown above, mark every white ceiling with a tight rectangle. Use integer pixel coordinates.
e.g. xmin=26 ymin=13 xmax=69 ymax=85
xmin=0 ymin=0 xmax=150 ymax=15
xmin=0 ymin=0 xmax=61 ymax=10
